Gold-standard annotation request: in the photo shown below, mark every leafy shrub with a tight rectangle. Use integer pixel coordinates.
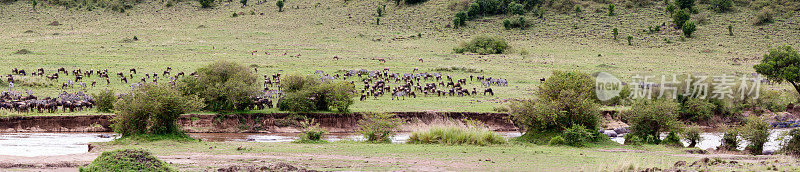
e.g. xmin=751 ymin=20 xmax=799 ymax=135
xmin=624 ymin=133 xmax=642 ymax=145
xmin=357 ymin=112 xmax=403 ymax=143
xmin=627 ymin=35 xmax=633 ymax=45
xmin=276 ymin=0 xmax=284 ymax=12
xmin=673 ymin=9 xmax=691 ymax=28
xmin=453 ymin=35 xmax=509 ymax=54
xmin=780 ymin=129 xmax=800 ymax=156
xmin=510 ymin=71 xmax=600 ymax=139
xmin=94 ymin=89 xmax=115 ymax=113
xmin=709 ymin=0 xmax=733 ymax=12
xmin=676 ymin=0 xmax=695 ymax=9
xmin=296 ymin=119 xmax=327 ymax=143
xmin=509 ymin=2 xmax=525 ymax=15
xmin=682 ymin=21 xmax=696 ymax=38
xmin=667 ymin=3 xmax=676 ymax=14
xmin=612 ymin=28 xmax=618 ymax=40
xmin=608 ymin=4 xmax=615 ymax=16
xmin=80 ymin=149 xmax=174 ymax=172
xmin=405 ymin=0 xmax=428 ymax=5
xmin=662 ymin=131 xmax=683 ymax=147
xmin=562 ymin=124 xmax=593 ymax=146
xmin=683 ymin=125 xmax=702 ymax=147
xmin=741 ymin=116 xmax=772 ymax=155
xmin=753 ymin=8 xmax=773 ymax=25
xmin=719 ymin=126 xmax=740 ymax=151
xmin=408 ymin=126 xmax=506 ymax=146
xmin=113 ymin=83 xmax=204 ymax=137
xmin=548 ymin=136 xmax=566 ymax=145
xmin=453 ymin=11 xmax=467 ymax=28
xmin=681 ymin=98 xmax=714 ymax=121
xmin=728 ymin=25 xmax=734 ymax=36
xmin=626 ymin=99 xmax=681 ymax=144
xmin=178 ymin=61 xmax=259 ymax=112
xmin=277 ymin=90 xmax=316 ymax=112
xmin=199 ymin=0 xmax=213 ymax=8
xmin=503 ymin=16 xmax=529 ymax=30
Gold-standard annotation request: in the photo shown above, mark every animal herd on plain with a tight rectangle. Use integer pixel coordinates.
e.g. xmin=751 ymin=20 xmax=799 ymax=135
xmin=2 ymin=66 xmax=507 ymax=113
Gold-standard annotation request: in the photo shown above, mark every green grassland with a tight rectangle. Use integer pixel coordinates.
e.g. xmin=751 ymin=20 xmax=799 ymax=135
xmin=0 ymin=0 xmax=798 ymax=113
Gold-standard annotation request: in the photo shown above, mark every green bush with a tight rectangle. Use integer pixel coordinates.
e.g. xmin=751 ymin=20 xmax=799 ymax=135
xmin=113 ymin=83 xmax=204 ymax=137
xmin=277 ymin=90 xmax=316 ymax=112
xmin=673 ymin=9 xmax=691 ymax=28
xmin=510 ymin=71 xmax=600 ymax=141
xmin=709 ymin=0 xmax=733 ymax=12
xmin=719 ymin=126 xmax=740 ymax=151
xmin=178 ymin=61 xmax=259 ymax=112
xmin=94 ymin=89 xmax=115 ymax=113
xmin=608 ymin=4 xmax=615 ymax=16
xmin=624 ymin=133 xmax=642 ymax=145
xmin=280 ymin=74 xmax=319 ymax=93
xmin=276 ymin=0 xmax=284 ymax=12
xmin=199 ymin=0 xmax=214 ymax=8
xmin=453 ymin=35 xmax=510 ymax=54
xmin=295 ymin=119 xmax=327 ymax=143
xmin=80 ymin=149 xmax=174 ymax=172
xmin=548 ymin=136 xmax=566 ymax=145
xmin=612 ymin=28 xmax=618 ymax=40
xmin=753 ymin=8 xmax=773 ymax=25
xmin=562 ymin=124 xmax=593 ymax=147
xmin=662 ymin=131 xmax=683 ymax=147
xmin=357 ymin=112 xmax=403 ymax=143
xmin=408 ymin=126 xmax=506 ymax=146
xmin=502 ymin=16 xmax=529 ymax=30
xmin=681 ymin=98 xmax=714 ymax=121
xmin=509 ymin=2 xmax=525 ymax=15
xmin=780 ymin=129 xmax=800 ymax=156
xmin=626 ymin=99 xmax=681 ymax=144
xmin=627 ymin=35 xmax=633 ymax=45
xmin=682 ymin=21 xmax=696 ymax=38
xmin=667 ymin=3 xmax=676 ymax=14
xmin=683 ymin=125 xmax=702 ymax=147
xmin=405 ymin=0 xmax=428 ymax=5
xmin=453 ymin=11 xmax=468 ymax=28
xmin=676 ymin=0 xmax=695 ymax=9
xmin=741 ymin=116 xmax=772 ymax=155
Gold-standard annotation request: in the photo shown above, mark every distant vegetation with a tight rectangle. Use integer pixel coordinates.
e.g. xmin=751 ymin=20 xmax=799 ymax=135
xmin=178 ymin=60 xmax=259 ymax=112
xmin=277 ymin=74 xmax=355 ymax=112
xmin=113 ymin=83 xmax=204 ymax=137
xmin=357 ymin=112 xmax=403 ymax=143
xmin=453 ymin=35 xmax=509 ymax=54
xmin=408 ymin=126 xmax=506 ymax=146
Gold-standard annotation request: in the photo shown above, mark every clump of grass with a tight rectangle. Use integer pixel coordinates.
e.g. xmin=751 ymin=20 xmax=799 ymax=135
xmin=14 ymin=49 xmax=32 ymax=54
xmin=294 ymin=119 xmax=327 ymax=143
xmin=79 ymin=149 xmax=175 ymax=172
xmin=408 ymin=126 xmax=506 ymax=146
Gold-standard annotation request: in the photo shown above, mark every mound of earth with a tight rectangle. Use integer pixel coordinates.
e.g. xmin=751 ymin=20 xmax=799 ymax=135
xmin=14 ymin=49 xmax=31 ymax=54
xmin=47 ymin=21 xmax=61 ymax=26
xmin=80 ymin=149 xmax=174 ymax=172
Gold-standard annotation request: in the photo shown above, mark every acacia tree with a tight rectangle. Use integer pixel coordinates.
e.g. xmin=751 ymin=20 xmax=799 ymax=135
xmin=754 ymin=46 xmax=800 ymax=96
xmin=113 ymin=83 xmax=204 ymax=136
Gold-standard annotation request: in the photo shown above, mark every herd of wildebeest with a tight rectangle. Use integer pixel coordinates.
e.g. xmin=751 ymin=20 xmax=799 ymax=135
xmin=2 ymin=66 xmax=507 ymax=113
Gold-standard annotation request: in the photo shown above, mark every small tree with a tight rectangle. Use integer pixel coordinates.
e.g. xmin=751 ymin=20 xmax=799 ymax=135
xmin=509 ymin=71 xmax=600 ymax=137
xmin=683 ymin=125 xmax=702 ymax=147
xmin=754 ymin=46 xmax=800 ymax=96
xmin=673 ymin=9 xmax=691 ymax=28
xmin=94 ymin=89 xmax=115 ymax=113
xmin=31 ymin=0 xmax=37 ymax=11
xmin=357 ymin=112 xmax=403 ymax=143
xmin=709 ymin=0 xmax=732 ymax=13
xmin=608 ymin=4 xmax=615 ymax=16
xmin=718 ymin=125 xmax=739 ymax=151
xmin=113 ymin=83 xmax=204 ymax=137
xmin=276 ymin=0 xmax=285 ymax=12
xmin=627 ymin=35 xmax=633 ymax=45
xmin=741 ymin=116 xmax=772 ymax=155
xmin=453 ymin=11 xmax=467 ymax=28
xmin=612 ymin=28 xmax=618 ymax=40
xmin=199 ymin=0 xmax=214 ymax=8
xmin=178 ymin=61 xmax=259 ymax=112
xmin=728 ymin=25 xmax=733 ymax=36
xmin=240 ymin=0 xmax=247 ymax=7
xmin=626 ymin=99 xmax=681 ymax=144
xmin=675 ymin=0 xmax=694 ymax=9
xmin=682 ymin=21 xmax=696 ymax=38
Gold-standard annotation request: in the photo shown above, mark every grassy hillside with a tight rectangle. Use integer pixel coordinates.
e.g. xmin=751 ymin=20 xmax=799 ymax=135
xmin=0 ymin=0 xmax=798 ymax=113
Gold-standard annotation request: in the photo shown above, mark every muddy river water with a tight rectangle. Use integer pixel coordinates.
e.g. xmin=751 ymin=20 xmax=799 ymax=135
xmin=0 ymin=130 xmax=793 ymax=157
